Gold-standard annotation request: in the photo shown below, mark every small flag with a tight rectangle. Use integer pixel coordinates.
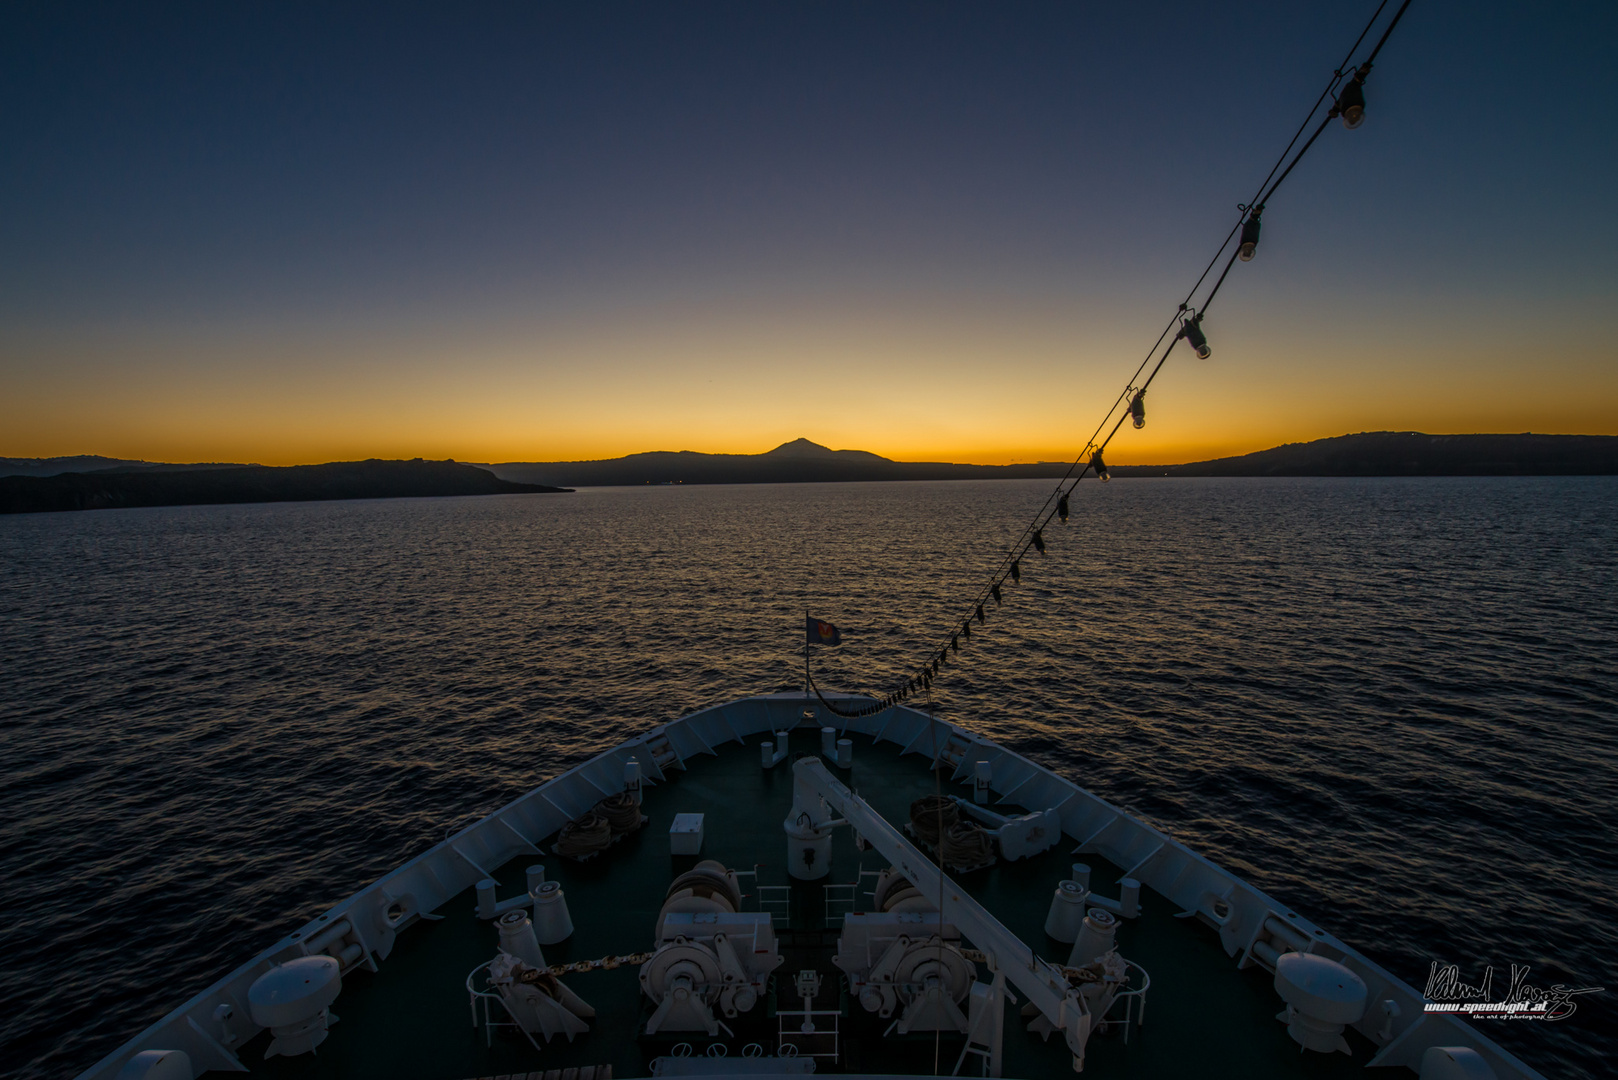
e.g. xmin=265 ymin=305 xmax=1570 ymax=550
xmin=806 ymin=616 xmax=842 ymax=646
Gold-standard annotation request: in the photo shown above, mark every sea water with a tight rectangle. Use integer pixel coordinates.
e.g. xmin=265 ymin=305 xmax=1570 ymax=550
xmin=1 ymin=477 xmax=1613 ymax=1078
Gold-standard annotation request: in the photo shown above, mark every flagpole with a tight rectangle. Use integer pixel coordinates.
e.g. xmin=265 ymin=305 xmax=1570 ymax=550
xmin=803 ymin=607 xmax=810 ymax=701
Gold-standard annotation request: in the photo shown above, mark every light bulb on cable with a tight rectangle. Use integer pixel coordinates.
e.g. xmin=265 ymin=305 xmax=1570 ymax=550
xmin=1181 ymin=316 xmax=1211 ymax=360
xmin=1338 ymin=78 xmax=1366 ymax=130
xmin=1130 ymin=389 xmax=1146 ymax=429
xmin=1091 ymin=451 xmax=1110 ymax=482
xmin=1238 ymin=209 xmax=1263 ymax=261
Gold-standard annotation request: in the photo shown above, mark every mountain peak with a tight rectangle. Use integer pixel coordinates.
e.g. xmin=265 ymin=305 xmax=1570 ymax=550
xmin=761 ymin=438 xmax=894 ymax=463
xmin=763 ymin=438 xmax=837 ymax=458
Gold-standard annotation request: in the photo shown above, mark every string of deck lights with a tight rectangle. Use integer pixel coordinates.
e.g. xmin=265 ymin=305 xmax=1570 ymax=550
xmin=809 ymin=0 xmax=1415 ymax=719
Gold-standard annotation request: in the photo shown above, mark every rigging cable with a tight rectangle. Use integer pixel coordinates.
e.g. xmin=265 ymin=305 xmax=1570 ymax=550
xmin=807 ymin=0 xmax=1416 ymax=719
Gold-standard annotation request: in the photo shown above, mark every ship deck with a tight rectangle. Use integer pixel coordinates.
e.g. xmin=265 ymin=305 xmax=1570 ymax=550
xmin=231 ymin=728 xmax=1381 ymax=1079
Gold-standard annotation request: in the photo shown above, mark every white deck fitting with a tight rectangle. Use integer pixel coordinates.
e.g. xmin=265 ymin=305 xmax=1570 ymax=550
xmin=669 ymin=813 xmax=705 ymax=855
xmin=76 ymin=693 xmax=1548 ymax=1080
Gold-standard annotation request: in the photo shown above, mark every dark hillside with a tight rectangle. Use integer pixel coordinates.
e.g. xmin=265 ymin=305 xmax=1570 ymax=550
xmin=1113 ymin=433 xmax=1618 ymax=477
xmin=0 ymin=459 xmax=570 ymax=514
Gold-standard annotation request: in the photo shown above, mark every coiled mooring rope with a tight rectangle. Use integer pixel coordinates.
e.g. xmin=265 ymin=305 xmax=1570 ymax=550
xmin=939 ymin=820 xmax=996 ymax=872
xmin=909 ymin=795 xmax=958 ymax=848
xmin=553 ymin=810 xmax=613 ymax=859
xmin=595 ymin=792 xmax=643 ymax=837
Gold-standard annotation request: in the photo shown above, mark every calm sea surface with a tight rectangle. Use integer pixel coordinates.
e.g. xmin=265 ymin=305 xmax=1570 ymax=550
xmin=1 ymin=477 xmax=1614 ymax=1078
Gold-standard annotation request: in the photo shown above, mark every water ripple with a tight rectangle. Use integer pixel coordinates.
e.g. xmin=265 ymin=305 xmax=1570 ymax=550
xmin=0 ymin=477 xmax=1613 ymax=1078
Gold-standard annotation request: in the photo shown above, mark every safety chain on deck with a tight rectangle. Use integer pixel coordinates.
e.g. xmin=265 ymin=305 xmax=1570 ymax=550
xmin=548 ymin=949 xmax=1113 ymax=983
xmin=958 ymin=947 xmax=1116 ymax=985
xmin=546 ymin=951 xmax=653 ymax=976
xmin=459 ymin=1067 xmax=612 ymax=1080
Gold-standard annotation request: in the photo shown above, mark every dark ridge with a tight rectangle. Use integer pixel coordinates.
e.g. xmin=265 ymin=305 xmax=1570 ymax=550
xmin=480 ymin=439 xmax=1072 ymax=486
xmin=480 ymin=433 xmax=1618 ymax=487
xmin=1111 ymin=432 xmax=1618 ymax=477
xmin=0 ymin=460 xmax=571 ymax=515
xmin=0 ymin=456 xmax=251 ymax=478
xmin=11 ymin=434 xmax=1611 ymax=504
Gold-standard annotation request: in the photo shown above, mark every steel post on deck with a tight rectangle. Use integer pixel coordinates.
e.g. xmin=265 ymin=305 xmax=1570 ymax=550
xmin=787 ymin=756 xmax=1094 ymax=1071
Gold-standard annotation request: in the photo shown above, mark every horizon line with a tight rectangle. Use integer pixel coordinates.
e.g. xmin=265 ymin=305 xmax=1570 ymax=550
xmin=6 ymin=430 xmax=1617 ymax=473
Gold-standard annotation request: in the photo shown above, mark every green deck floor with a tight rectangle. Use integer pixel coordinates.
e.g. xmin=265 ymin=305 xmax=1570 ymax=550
xmin=240 ymin=732 xmax=1377 ymax=1079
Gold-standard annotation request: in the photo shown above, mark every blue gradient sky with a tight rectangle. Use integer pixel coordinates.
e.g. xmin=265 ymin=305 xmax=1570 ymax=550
xmin=3 ymin=1 xmax=1614 ymax=464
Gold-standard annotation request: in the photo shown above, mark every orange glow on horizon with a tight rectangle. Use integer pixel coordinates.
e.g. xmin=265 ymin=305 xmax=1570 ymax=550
xmin=5 ymin=290 xmax=1615 ymax=468
xmin=6 ymin=5 xmax=1618 ymax=479
xmin=7 ymin=424 xmax=1617 ymax=471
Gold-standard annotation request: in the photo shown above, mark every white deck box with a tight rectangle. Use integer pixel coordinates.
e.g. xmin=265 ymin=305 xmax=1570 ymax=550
xmin=669 ymin=812 xmax=705 ymax=855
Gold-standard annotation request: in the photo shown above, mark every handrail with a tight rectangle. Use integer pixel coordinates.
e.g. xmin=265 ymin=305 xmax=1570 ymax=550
xmin=1101 ymin=959 xmax=1151 ymax=1043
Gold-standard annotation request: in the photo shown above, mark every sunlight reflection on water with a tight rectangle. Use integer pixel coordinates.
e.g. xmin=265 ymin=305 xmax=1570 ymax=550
xmin=1 ymin=476 xmax=1614 ymax=1077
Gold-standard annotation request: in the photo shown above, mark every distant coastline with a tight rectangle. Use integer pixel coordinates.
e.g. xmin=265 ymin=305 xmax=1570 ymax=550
xmin=4 ymin=434 xmax=1615 ymax=508
xmin=0 ymin=460 xmax=571 ymax=515
xmin=1108 ymin=432 xmax=1618 ymax=478
xmin=476 ymin=432 xmax=1618 ymax=487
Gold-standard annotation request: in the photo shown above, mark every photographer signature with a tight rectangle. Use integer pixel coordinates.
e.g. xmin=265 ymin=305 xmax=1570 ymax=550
xmin=1424 ymin=962 xmax=1603 ymax=1021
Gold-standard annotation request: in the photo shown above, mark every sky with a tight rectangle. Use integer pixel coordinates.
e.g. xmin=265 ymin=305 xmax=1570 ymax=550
xmin=2 ymin=1 xmax=1615 ymax=466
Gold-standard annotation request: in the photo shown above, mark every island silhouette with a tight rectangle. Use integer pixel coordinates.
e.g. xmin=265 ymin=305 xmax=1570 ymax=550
xmin=0 ymin=459 xmax=569 ymax=515
xmin=476 ymin=433 xmax=1618 ymax=487
xmin=4 ymin=433 xmax=1615 ymax=513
